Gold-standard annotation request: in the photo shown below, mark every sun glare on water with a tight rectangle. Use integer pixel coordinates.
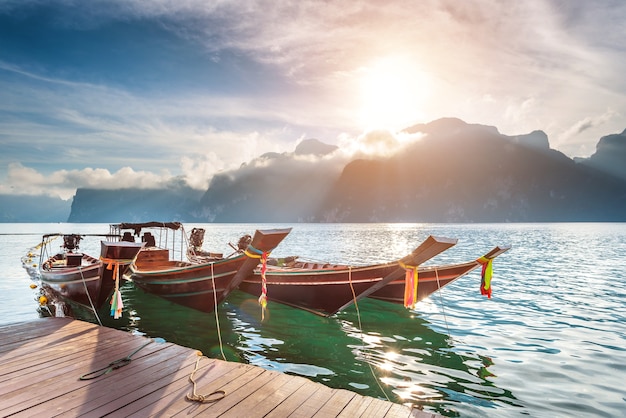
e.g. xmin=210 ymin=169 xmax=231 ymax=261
xmin=357 ymin=56 xmax=432 ymax=132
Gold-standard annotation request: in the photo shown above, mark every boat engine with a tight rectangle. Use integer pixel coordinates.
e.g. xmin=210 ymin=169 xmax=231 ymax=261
xmin=189 ymin=228 xmax=205 ymax=249
xmin=63 ymin=234 xmax=82 ymax=251
xmin=237 ymin=234 xmax=252 ymax=251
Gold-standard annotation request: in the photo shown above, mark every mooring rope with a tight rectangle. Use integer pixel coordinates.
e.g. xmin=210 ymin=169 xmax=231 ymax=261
xmin=210 ymin=262 xmax=227 ymax=361
xmin=79 ymin=264 xmax=102 ymax=326
xmin=347 ymin=265 xmax=391 ymax=402
xmin=186 ymin=352 xmax=226 ymax=403
xmin=79 ymin=340 xmax=152 ymax=380
xmin=434 ymin=268 xmax=453 ymax=342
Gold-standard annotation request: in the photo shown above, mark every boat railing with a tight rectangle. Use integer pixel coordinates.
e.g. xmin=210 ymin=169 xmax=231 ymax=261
xmin=109 ymin=222 xmax=188 ymax=262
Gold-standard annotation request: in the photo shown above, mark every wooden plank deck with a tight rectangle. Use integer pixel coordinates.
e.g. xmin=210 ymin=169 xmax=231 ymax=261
xmin=0 ymin=317 xmax=441 ymax=417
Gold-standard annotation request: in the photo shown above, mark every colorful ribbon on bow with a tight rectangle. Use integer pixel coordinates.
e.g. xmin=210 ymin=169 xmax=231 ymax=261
xmin=244 ymin=245 xmax=270 ymax=321
xmin=258 ymin=252 xmax=269 ymax=320
xmin=477 ymin=256 xmax=493 ymax=298
xmin=400 ymin=262 xmax=419 ymax=309
xmin=101 ymin=257 xmax=132 ymax=319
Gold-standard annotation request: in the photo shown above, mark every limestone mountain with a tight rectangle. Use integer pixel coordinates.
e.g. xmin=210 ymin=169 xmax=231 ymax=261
xmin=198 ymin=139 xmax=341 ymax=222
xmin=576 ymin=129 xmax=626 ymax=182
xmin=13 ymin=120 xmax=626 ymax=223
xmin=316 ymin=119 xmax=626 ymax=222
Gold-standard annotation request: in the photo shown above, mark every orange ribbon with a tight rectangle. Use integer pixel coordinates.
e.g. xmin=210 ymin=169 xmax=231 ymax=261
xmin=401 ymin=263 xmax=418 ymax=309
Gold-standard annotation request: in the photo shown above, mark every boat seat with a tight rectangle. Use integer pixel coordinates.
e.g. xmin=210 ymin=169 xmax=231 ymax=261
xmin=121 ymin=232 xmax=135 ymax=242
xmin=66 ymin=253 xmax=83 ymax=267
xmin=142 ymin=232 xmax=156 ymax=247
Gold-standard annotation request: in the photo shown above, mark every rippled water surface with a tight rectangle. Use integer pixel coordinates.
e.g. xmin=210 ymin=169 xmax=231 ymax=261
xmin=2 ymin=223 xmax=625 ymax=417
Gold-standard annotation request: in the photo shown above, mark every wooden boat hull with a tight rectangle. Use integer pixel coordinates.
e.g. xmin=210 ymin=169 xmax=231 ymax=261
xmin=129 ymin=228 xmax=292 ymax=313
xmin=129 ymin=255 xmax=249 ymax=313
xmin=368 ymin=261 xmax=480 ymax=304
xmin=239 ymin=262 xmax=398 ymax=316
xmin=238 ymin=235 xmax=458 ymax=317
xmin=370 ymin=246 xmax=511 ymax=305
xmin=40 ymin=254 xmax=104 ymax=309
xmin=39 ymin=240 xmax=145 ymax=309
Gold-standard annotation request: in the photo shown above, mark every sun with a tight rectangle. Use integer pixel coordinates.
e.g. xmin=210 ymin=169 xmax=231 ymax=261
xmin=357 ymin=56 xmax=432 ymax=131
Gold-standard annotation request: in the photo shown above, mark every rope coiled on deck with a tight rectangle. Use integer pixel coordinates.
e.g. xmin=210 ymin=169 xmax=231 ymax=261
xmin=186 ymin=352 xmax=226 ymax=403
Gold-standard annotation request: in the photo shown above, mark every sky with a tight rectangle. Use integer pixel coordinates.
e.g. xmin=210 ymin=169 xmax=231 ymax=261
xmin=1 ymin=0 xmax=625 ymax=200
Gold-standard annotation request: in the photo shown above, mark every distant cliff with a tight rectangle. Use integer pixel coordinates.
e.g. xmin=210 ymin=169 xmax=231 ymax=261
xmin=576 ymin=129 xmax=626 ymax=182
xmin=197 ymin=139 xmax=341 ymax=222
xmin=316 ymin=118 xmax=626 ymax=222
xmin=20 ymin=118 xmax=626 ymax=223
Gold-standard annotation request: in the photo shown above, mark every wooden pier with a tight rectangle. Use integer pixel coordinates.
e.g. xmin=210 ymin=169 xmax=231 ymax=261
xmin=0 ymin=317 xmax=440 ymax=417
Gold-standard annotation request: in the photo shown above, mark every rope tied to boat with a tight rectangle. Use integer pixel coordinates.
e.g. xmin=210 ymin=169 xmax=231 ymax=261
xmin=399 ymin=261 xmax=419 ymax=309
xmin=244 ymin=245 xmax=270 ymax=321
xmin=101 ymin=256 xmax=131 ymax=319
xmin=186 ymin=352 xmax=226 ymax=403
xmin=347 ymin=265 xmax=392 ymax=402
xmin=78 ymin=261 xmax=103 ymax=326
xmin=209 ymin=262 xmax=227 ymax=361
xmin=79 ymin=340 xmax=152 ymax=380
xmin=476 ymin=256 xmax=493 ymax=298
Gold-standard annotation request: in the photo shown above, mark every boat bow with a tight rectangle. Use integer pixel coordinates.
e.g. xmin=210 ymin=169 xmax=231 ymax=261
xmin=341 ymin=235 xmax=458 ymax=309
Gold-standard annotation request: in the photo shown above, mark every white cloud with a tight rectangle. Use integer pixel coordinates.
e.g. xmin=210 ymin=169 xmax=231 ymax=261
xmin=337 ymin=129 xmax=424 ymax=159
xmin=0 ymin=163 xmax=175 ymax=199
xmin=2 ymin=0 xmax=626 ymax=199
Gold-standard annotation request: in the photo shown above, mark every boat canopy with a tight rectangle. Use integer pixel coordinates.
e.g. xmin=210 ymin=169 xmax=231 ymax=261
xmin=115 ymin=222 xmax=183 ymax=232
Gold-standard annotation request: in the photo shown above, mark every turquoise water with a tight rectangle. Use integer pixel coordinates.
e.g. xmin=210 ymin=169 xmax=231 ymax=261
xmin=1 ymin=223 xmax=625 ymax=417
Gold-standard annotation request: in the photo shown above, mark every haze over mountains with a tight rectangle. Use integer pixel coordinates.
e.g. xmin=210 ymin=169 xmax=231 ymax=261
xmin=3 ymin=118 xmax=626 ymax=223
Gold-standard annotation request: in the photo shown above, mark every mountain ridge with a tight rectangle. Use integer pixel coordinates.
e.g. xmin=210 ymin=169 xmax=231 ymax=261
xmin=3 ymin=118 xmax=625 ymax=222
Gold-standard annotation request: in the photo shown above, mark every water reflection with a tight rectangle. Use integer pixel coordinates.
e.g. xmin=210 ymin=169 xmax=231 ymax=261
xmin=334 ymin=298 xmax=522 ymax=415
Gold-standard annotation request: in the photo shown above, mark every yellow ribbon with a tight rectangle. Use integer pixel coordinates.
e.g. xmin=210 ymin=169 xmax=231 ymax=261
xmin=477 ymin=256 xmax=493 ymax=298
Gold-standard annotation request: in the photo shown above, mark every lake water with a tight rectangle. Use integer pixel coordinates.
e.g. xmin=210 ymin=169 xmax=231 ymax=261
xmin=1 ymin=223 xmax=625 ymax=417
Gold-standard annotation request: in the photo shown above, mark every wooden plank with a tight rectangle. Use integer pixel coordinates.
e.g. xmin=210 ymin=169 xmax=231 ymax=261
xmin=1 ymin=338 xmax=173 ymax=415
xmin=218 ymin=372 xmax=304 ymax=418
xmin=184 ymin=367 xmax=276 ymax=416
xmin=385 ymin=402 xmax=414 ymax=418
xmin=361 ymin=398 xmax=394 ymax=418
xmin=288 ymin=383 xmax=335 ymax=418
xmin=0 ymin=330 xmax=128 ymax=381
xmin=0 ymin=334 xmax=156 ymax=394
xmin=126 ymin=359 xmax=250 ymax=417
xmin=74 ymin=351 xmax=199 ymax=417
xmin=312 ymin=389 xmax=357 ymax=417
xmin=337 ymin=394 xmax=375 ymax=417
xmin=0 ymin=318 xmax=95 ymax=355
xmin=0 ymin=318 xmax=442 ymax=418
xmin=264 ymin=379 xmax=324 ymax=418
xmin=409 ymin=408 xmax=440 ymax=418
xmin=13 ymin=344 xmax=188 ymax=417
xmin=235 ymin=373 xmax=309 ymax=417
xmin=170 ymin=364 xmax=285 ymax=417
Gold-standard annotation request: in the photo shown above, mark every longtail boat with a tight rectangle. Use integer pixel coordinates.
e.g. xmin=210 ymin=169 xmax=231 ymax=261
xmin=34 ymin=233 xmax=145 ymax=310
xmin=237 ymin=235 xmax=458 ymax=317
xmin=369 ymin=246 xmax=510 ymax=305
xmin=120 ymin=222 xmax=292 ymax=313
